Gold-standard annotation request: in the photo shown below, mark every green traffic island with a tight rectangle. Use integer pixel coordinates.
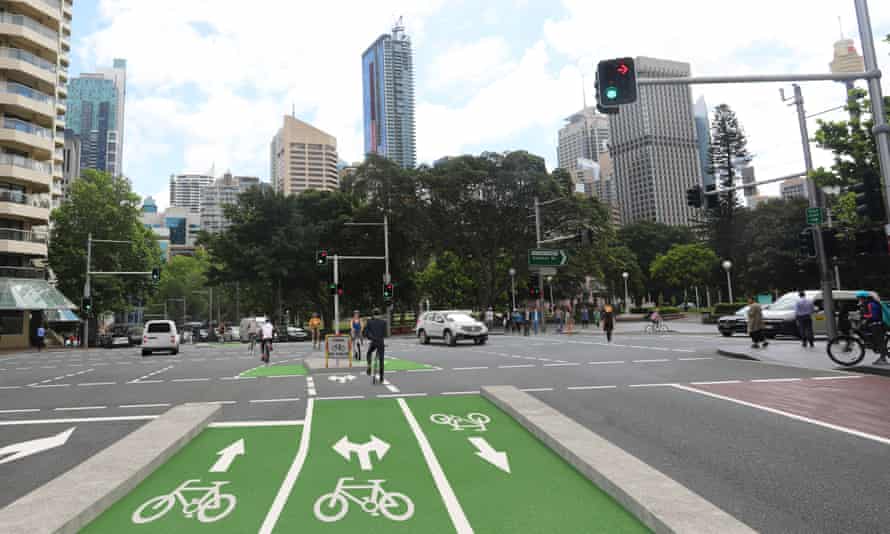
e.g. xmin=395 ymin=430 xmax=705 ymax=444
xmin=239 ymin=364 xmax=309 ymax=378
xmin=81 ymin=395 xmax=649 ymax=533
xmin=303 ymin=355 xmax=436 ymax=374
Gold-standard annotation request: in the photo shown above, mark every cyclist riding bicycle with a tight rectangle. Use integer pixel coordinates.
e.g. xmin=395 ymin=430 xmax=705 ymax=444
xmin=260 ymin=319 xmax=274 ymax=365
xmin=857 ymin=291 xmax=888 ymax=365
xmin=363 ymin=308 xmax=386 ymax=383
xmin=350 ymin=310 xmax=363 ymax=360
xmin=309 ymin=312 xmax=322 ymax=350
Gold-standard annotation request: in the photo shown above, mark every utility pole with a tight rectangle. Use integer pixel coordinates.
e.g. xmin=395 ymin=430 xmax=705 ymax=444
xmin=333 ymin=254 xmax=340 ymax=335
xmin=534 ymin=197 xmax=544 ymax=329
xmin=82 ymin=233 xmax=92 ymax=349
xmin=788 ymin=84 xmax=837 ymax=338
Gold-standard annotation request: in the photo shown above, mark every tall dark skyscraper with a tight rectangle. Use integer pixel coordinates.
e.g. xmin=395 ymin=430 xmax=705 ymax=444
xmin=362 ymin=19 xmax=416 ymax=169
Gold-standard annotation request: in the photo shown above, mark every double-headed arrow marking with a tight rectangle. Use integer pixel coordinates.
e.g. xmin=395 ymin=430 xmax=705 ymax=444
xmin=333 ymin=435 xmax=390 ymax=471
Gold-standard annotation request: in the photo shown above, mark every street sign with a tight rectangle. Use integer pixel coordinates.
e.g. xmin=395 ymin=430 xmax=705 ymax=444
xmin=528 ymin=249 xmax=568 ymax=267
xmin=325 ymin=334 xmax=352 ymax=368
xmin=806 ymin=207 xmax=823 ymax=225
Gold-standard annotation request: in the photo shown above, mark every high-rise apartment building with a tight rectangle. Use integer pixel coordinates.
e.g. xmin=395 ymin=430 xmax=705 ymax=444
xmin=61 ymin=129 xmax=81 ymax=199
xmin=781 ymin=178 xmax=808 ymax=201
xmin=693 ymin=96 xmax=715 ymax=189
xmin=557 ymin=107 xmax=610 ymax=175
xmin=0 ymin=0 xmax=77 ymax=349
xmin=362 ymin=20 xmax=416 ymax=169
xmin=169 ymin=173 xmax=213 ymax=214
xmin=200 ymin=172 xmax=259 ymax=234
xmin=270 ymin=115 xmax=339 ymax=195
xmin=609 ymin=57 xmax=703 ymax=226
xmin=67 ymin=59 xmax=126 ymax=180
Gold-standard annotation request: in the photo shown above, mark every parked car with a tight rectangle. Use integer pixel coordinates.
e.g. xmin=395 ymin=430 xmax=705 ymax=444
xmin=415 ymin=310 xmax=488 ymax=346
xmin=142 ymin=320 xmax=180 ymax=356
xmin=105 ymin=325 xmax=132 ymax=348
xmin=717 ymin=305 xmax=750 ymax=337
xmin=198 ymin=329 xmax=209 ymax=342
xmin=286 ymin=326 xmax=309 ymax=342
xmin=762 ymin=290 xmax=880 ymax=338
xmin=224 ymin=326 xmax=240 ymax=342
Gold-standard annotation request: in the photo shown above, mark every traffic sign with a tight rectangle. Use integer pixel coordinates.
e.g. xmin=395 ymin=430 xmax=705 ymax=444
xmin=528 ymin=249 xmax=568 ymax=267
xmin=806 ymin=207 xmax=823 ymax=225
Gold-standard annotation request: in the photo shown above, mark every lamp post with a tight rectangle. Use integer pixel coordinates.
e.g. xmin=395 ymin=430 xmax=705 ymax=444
xmin=508 ymin=268 xmax=517 ymax=311
xmin=547 ymin=276 xmax=554 ymax=309
xmin=722 ymin=260 xmax=733 ymax=303
xmin=622 ymin=272 xmax=630 ymax=314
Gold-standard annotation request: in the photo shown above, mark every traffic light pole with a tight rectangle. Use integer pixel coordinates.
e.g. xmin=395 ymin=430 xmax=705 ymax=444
xmin=534 ymin=197 xmax=545 ymax=330
xmin=334 ymin=255 xmax=340 ymax=335
xmin=82 ymin=233 xmax=91 ymax=350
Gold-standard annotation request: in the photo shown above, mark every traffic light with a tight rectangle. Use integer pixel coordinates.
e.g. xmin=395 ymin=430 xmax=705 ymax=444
xmin=855 ymin=228 xmax=889 ymax=256
xmin=82 ymin=296 xmax=92 ymax=313
xmin=316 ymin=250 xmax=329 ymax=266
xmin=704 ymin=184 xmax=718 ymax=210
xmin=528 ymin=273 xmax=541 ymax=298
xmin=596 ymin=58 xmax=637 ymax=107
xmin=151 ymin=267 xmax=160 ymax=283
xmin=821 ymin=228 xmax=839 ymax=258
xmin=593 ymin=72 xmax=619 ymax=115
xmin=328 ymin=282 xmax=337 ymax=296
xmin=686 ymin=185 xmax=703 ymax=208
xmin=798 ymin=228 xmax=816 ymax=258
xmin=383 ymin=283 xmax=394 ymax=301
xmin=853 ymin=169 xmax=886 ymax=222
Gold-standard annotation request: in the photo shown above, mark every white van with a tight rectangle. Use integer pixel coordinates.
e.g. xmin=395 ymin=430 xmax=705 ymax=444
xmin=142 ymin=320 xmax=180 ymax=356
xmin=762 ymin=290 xmax=880 ymax=337
xmin=239 ymin=316 xmax=267 ymax=342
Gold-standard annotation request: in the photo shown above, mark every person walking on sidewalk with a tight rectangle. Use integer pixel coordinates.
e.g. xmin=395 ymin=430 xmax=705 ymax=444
xmin=36 ymin=323 xmax=45 ymax=352
xmin=794 ymin=291 xmax=815 ymax=348
xmin=858 ymin=291 xmax=888 ymax=365
xmin=363 ymin=308 xmax=387 ymax=383
xmin=593 ymin=306 xmax=601 ymax=328
xmin=309 ymin=312 xmax=322 ymax=350
xmin=746 ymin=296 xmax=769 ymax=349
xmin=602 ymin=304 xmax=615 ymax=343
xmin=485 ymin=307 xmax=494 ymax=331
xmin=581 ymin=307 xmax=590 ymax=329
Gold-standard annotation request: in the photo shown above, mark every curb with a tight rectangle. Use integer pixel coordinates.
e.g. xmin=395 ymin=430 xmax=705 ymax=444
xmin=0 ymin=403 xmax=221 ymax=534
xmin=482 ymin=385 xmax=756 ymax=534
xmin=716 ymin=348 xmax=762 ymax=362
xmin=716 ymin=348 xmax=890 ymax=377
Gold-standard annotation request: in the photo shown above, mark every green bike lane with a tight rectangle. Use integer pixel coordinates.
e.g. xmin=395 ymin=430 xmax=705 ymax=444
xmin=83 ymin=396 xmax=648 ymax=533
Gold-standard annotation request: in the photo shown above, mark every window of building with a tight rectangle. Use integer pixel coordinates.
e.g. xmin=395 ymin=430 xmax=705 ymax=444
xmin=0 ymin=310 xmax=24 ymax=335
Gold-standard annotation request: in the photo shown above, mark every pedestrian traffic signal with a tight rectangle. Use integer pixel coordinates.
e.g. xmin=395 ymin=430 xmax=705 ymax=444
xmin=383 ymin=283 xmax=394 ymax=301
xmin=316 ymin=250 xmax=329 ymax=266
xmin=686 ymin=185 xmax=703 ymax=208
xmin=596 ymin=58 xmax=637 ymax=107
xmin=82 ymin=296 xmax=92 ymax=313
xmin=151 ymin=267 xmax=160 ymax=283
xmin=798 ymin=228 xmax=816 ymax=258
xmin=853 ymin=168 xmax=886 ymax=222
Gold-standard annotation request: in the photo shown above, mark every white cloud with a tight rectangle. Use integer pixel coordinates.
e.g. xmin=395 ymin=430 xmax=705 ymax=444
xmin=426 ymin=36 xmax=515 ymax=89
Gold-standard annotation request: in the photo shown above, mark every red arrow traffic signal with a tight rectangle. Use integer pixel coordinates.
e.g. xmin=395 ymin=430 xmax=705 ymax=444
xmin=617 ymin=63 xmax=629 ymax=76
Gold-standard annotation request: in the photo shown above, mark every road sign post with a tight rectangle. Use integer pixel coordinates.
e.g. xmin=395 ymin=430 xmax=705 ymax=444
xmin=325 ymin=334 xmax=351 ymax=369
xmin=806 ymin=207 xmax=823 ymax=225
xmin=528 ymin=249 xmax=568 ymax=267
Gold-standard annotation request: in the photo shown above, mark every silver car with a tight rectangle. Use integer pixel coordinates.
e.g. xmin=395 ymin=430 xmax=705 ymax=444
xmin=415 ymin=310 xmax=489 ymax=346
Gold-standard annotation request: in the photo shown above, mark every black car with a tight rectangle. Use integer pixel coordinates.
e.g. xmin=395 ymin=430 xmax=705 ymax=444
xmin=717 ymin=306 xmax=749 ymax=337
xmin=279 ymin=326 xmax=309 ymax=342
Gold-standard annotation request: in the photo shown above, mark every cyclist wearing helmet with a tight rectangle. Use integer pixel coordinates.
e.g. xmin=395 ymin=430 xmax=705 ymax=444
xmin=857 ymin=291 xmax=888 ymax=365
xmin=350 ymin=311 xmax=363 ymax=360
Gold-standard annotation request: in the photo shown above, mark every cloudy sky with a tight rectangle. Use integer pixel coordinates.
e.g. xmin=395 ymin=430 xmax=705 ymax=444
xmin=70 ymin=0 xmax=890 ymax=208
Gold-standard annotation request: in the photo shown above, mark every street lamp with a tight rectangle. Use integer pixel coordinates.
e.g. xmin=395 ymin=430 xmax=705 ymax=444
xmin=722 ymin=260 xmax=734 ymax=303
xmin=508 ymin=268 xmax=517 ymax=311
xmin=622 ymin=272 xmax=630 ymax=314
xmin=547 ymin=276 xmax=554 ymax=309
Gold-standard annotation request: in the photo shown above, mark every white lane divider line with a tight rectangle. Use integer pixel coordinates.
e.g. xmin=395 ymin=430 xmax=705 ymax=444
xmin=0 ymin=415 xmax=160 ymax=426
xmin=54 ymin=406 xmax=107 ymax=412
xmin=131 ymin=379 xmax=163 ymax=384
xmin=543 ymin=363 xmax=580 ymax=367
xmin=172 ymin=378 xmax=211 ymax=383
xmin=259 ymin=398 xmax=314 ymax=534
xmin=130 ymin=365 xmax=174 ymax=384
xmin=28 ymin=367 xmax=94 ymax=387
xmin=0 ymin=408 xmax=40 ymax=414
xmin=452 ymin=366 xmax=489 ymax=371
xmin=119 ymin=403 xmax=171 ymax=409
xmin=498 ymin=364 xmax=535 ymax=369
xmin=672 ymin=384 xmax=890 ymax=446
xmin=398 ymin=398 xmax=473 ymax=534
xmin=249 ymin=398 xmax=301 ymax=404
xmin=750 ymin=378 xmax=802 ymax=383
xmin=441 ymin=391 xmax=481 ymax=396
xmin=589 ymin=360 xmax=625 ymax=365
xmin=810 ymin=375 xmax=863 ymax=381
xmin=567 ymin=385 xmax=618 ymax=391
xmin=0 ymin=386 xmax=22 ymax=390
xmin=678 ymin=357 xmax=714 ymax=361
xmin=383 ymin=379 xmax=399 ymax=393
xmin=671 ymin=349 xmax=696 ymax=353
xmin=519 ymin=387 xmax=554 ymax=392
xmin=31 ymin=384 xmax=70 ymax=389
xmin=377 ymin=393 xmax=427 ymax=398
xmin=306 ymin=377 xmax=317 ymax=397
xmin=78 ymin=382 xmax=117 ymax=387
xmin=690 ymin=380 xmax=742 ymax=385
xmin=632 ymin=359 xmax=670 ymax=363
xmin=317 ymin=395 xmax=365 ymax=401
xmin=628 ymin=383 xmax=678 ymax=388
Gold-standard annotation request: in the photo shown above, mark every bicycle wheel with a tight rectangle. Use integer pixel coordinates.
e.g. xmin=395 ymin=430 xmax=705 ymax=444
xmin=132 ymin=494 xmax=175 ymax=524
xmin=198 ymin=494 xmax=237 ymax=523
xmin=429 ymin=413 xmax=452 ymax=425
xmin=314 ymin=493 xmax=348 ymax=523
xmin=379 ymin=492 xmax=414 ymax=522
xmin=826 ymin=335 xmax=865 ymax=366
xmin=466 ymin=413 xmax=491 ymax=425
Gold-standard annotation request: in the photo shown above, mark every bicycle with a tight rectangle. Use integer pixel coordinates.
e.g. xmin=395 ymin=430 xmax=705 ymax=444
xmin=352 ymin=336 xmax=363 ymax=361
xmin=313 ymin=477 xmax=414 ymax=523
xmin=827 ymin=322 xmax=890 ymax=366
xmin=132 ymin=479 xmax=236 ymax=524
xmin=430 ymin=412 xmax=491 ymax=432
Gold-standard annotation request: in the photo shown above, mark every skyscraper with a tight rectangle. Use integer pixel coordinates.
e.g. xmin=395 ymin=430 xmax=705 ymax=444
xmin=270 ymin=115 xmax=339 ymax=195
xmin=169 ymin=173 xmax=214 ymax=214
xmin=362 ymin=19 xmax=416 ymax=169
xmin=693 ymin=96 xmax=715 ymax=189
xmin=557 ymin=107 xmax=610 ymax=173
xmin=609 ymin=57 xmax=703 ymax=226
xmin=67 ymin=59 xmax=126 ymax=178
xmin=200 ymin=172 xmax=260 ymax=233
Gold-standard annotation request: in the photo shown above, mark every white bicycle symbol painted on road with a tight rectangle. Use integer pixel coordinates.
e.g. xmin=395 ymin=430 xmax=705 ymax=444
xmin=313 ymin=477 xmax=414 ymax=523
xmin=430 ymin=412 xmax=491 ymax=432
xmin=132 ymin=479 xmax=236 ymax=524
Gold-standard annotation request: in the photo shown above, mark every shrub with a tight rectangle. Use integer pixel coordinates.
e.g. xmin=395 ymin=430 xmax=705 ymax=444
xmin=713 ymin=302 xmax=748 ymax=316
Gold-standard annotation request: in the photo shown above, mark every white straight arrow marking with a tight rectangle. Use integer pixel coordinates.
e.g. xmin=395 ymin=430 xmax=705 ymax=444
xmin=0 ymin=427 xmax=75 ymax=466
xmin=210 ymin=438 xmax=245 ymax=473
xmin=468 ymin=436 xmax=510 ymax=474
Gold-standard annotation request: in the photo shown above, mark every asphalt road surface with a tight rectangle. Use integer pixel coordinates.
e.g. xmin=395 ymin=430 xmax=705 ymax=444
xmin=1 ymin=331 xmax=888 ymax=533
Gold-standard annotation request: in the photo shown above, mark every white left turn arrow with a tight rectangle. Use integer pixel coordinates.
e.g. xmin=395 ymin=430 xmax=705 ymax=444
xmin=210 ymin=439 xmax=245 ymax=473
xmin=0 ymin=427 xmax=75 ymax=466
xmin=468 ymin=436 xmax=510 ymax=474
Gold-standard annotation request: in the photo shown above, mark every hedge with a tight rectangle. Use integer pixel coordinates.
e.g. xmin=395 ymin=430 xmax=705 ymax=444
xmin=713 ymin=302 xmax=749 ymax=316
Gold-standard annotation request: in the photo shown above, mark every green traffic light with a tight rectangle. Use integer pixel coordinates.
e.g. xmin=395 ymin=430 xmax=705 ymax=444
xmin=605 ymin=86 xmax=618 ymax=100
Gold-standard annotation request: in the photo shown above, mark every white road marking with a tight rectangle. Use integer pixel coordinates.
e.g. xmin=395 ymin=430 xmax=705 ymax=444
xmin=119 ymin=403 xmax=171 ymax=409
xmin=543 ymin=363 xmax=580 ymax=367
xmin=0 ymin=408 xmax=40 ymax=414
xmin=519 ymin=387 xmax=554 ymax=392
xmin=383 ymin=379 xmax=399 ymax=393
xmin=690 ymin=380 xmax=742 ymax=385
xmin=632 ymin=359 xmax=670 ymax=363
xmin=54 ymin=406 xmax=107 ymax=412
xmin=172 ymin=378 xmax=211 ymax=383
xmin=628 ymin=383 xmax=677 ymax=388
xmin=78 ymin=382 xmax=117 ymax=387
xmin=130 ymin=379 xmax=163 ymax=384
xmin=317 ymin=395 xmax=365 ymax=400
xmin=452 ymin=366 xmax=488 ymax=371
xmin=398 ymin=398 xmax=473 ymax=533
xmin=31 ymin=384 xmax=70 ymax=388
xmin=589 ymin=360 xmax=625 ymax=365
xmin=0 ymin=386 xmax=22 ymax=390
xmin=249 ymin=398 xmax=301 ymax=404
xmin=0 ymin=415 xmax=159 ymax=427
xmin=407 ymin=368 xmax=439 ymax=372
xmin=498 ymin=364 xmax=535 ymax=369
xmin=306 ymin=377 xmax=317 ymax=397
xmin=567 ymin=385 xmax=618 ymax=391
xmin=378 ymin=393 xmax=427 ymax=398
xmin=678 ymin=357 xmax=714 ymax=361
xmin=441 ymin=391 xmax=480 ymax=396
xmin=671 ymin=349 xmax=696 ymax=353
xmin=130 ymin=365 xmax=174 ymax=383
xmin=673 ymin=384 xmax=890 ymax=446
xmin=810 ymin=375 xmax=863 ymax=381
xmin=210 ymin=420 xmax=304 ymax=428
xmin=259 ymin=398 xmax=314 ymax=534
xmin=750 ymin=378 xmax=802 ymax=383
xmin=191 ymin=400 xmax=238 ymax=405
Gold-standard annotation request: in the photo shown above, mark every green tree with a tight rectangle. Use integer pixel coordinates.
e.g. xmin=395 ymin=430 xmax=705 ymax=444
xmin=617 ymin=221 xmax=695 ymax=294
xmin=413 ymin=251 xmax=477 ymax=308
xmin=49 ymin=170 xmax=161 ymax=315
xmin=145 ymin=252 xmax=210 ymax=323
xmin=650 ymin=243 xmax=718 ymax=291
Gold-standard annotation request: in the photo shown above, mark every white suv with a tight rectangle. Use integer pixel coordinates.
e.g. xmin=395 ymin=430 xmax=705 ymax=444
xmin=415 ymin=311 xmax=488 ymax=346
xmin=142 ymin=320 xmax=180 ymax=356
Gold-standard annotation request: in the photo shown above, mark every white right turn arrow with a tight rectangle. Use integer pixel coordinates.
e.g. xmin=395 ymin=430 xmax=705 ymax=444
xmin=468 ymin=436 xmax=510 ymax=473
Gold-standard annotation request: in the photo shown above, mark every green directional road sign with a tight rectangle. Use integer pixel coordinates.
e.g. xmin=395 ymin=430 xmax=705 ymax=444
xmin=806 ymin=207 xmax=823 ymax=225
xmin=528 ymin=249 xmax=568 ymax=267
